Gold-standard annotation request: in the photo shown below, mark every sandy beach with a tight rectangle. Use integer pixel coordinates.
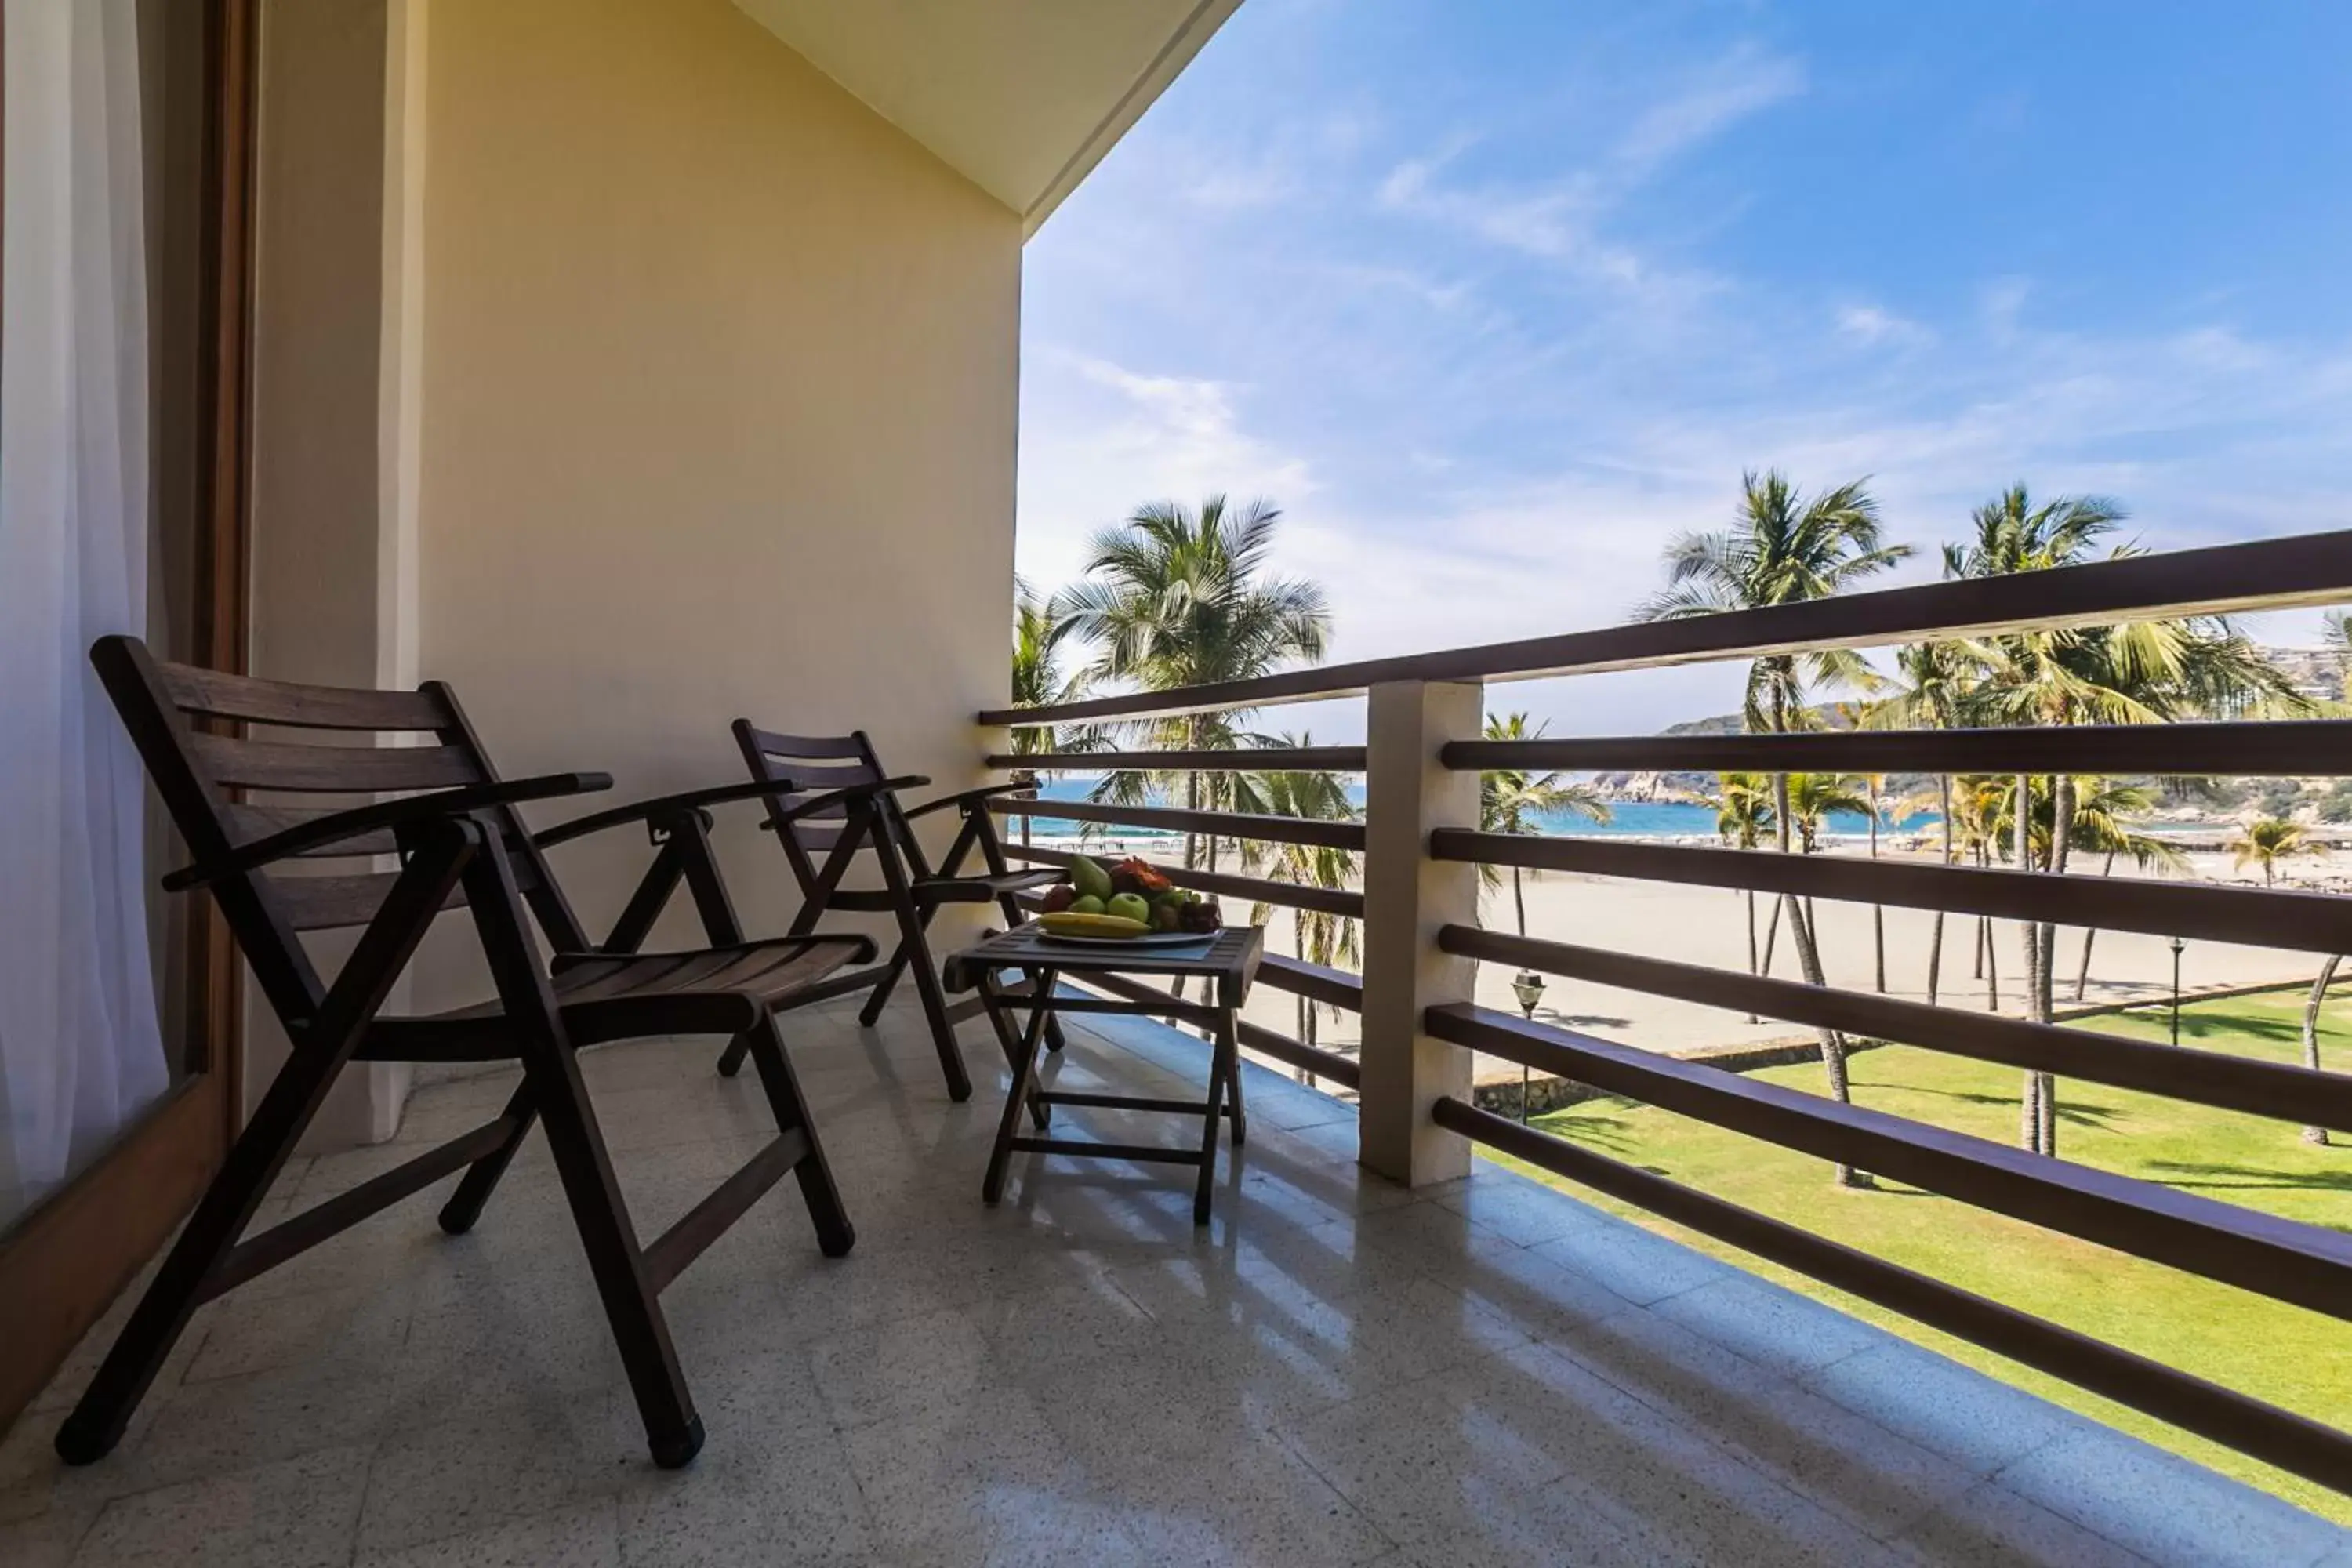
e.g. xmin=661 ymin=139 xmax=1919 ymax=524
xmin=1029 ymin=833 xmax=2347 ymax=1087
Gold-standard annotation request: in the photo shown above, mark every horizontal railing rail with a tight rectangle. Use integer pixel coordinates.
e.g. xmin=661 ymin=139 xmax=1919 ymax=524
xmin=1430 ymin=830 xmax=2352 ymax=953
xmin=987 ymin=796 xmax=1364 ymax=851
xmin=1441 ymin=719 xmax=2352 ymax=779
xmin=1440 ymin=927 xmax=2352 ymax=1133
xmin=982 ymin=528 xmax=2352 ymax=726
xmin=984 ymin=746 xmax=1368 ymax=773
xmin=1426 ymin=1004 xmax=2352 ymax=1319
xmin=1432 ymin=1096 xmax=2352 ymax=1494
xmin=1001 ymin=842 xmax=1364 ymax=920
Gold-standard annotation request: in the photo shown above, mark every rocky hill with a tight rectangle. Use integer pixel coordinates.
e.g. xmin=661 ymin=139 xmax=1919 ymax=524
xmin=1592 ymin=645 xmax=2342 ymax=805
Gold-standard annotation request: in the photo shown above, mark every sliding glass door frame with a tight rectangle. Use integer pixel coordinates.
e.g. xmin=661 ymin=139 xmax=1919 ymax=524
xmin=0 ymin=0 xmax=256 ymax=1430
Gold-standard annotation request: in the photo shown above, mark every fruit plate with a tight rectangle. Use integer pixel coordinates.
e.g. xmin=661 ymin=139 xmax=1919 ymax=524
xmin=1034 ymin=930 xmax=1219 ymax=949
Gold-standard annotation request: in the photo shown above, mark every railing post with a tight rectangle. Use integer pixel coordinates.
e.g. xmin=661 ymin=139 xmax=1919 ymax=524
xmin=1359 ymin=678 xmax=1482 ymax=1185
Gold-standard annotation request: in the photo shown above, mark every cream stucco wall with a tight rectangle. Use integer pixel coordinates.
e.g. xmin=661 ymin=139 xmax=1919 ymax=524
xmin=406 ymin=0 xmax=1024 ymax=1010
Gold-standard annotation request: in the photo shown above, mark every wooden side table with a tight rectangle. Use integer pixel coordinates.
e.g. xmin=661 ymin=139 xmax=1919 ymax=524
xmin=942 ymin=924 xmax=1265 ymax=1224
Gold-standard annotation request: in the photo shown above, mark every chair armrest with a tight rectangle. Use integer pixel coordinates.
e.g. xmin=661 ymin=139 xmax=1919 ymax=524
xmin=532 ymin=777 xmax=809 ymax=851
xmin=755 ymin=775 xmax=933 ymax=831
xmin=900 ymin=781 xmax=1040 ymax=822
xmin=164 ymin=772 xmax=612 ymax=891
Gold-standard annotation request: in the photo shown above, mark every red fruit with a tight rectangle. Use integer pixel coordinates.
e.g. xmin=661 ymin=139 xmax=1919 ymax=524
xmin=1040 ymin=884 xmax=1076 ymax=914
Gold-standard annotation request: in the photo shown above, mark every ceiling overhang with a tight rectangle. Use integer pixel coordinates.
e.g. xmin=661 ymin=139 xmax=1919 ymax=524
xmin=732 ymin=0 xmax=1242 ymax=238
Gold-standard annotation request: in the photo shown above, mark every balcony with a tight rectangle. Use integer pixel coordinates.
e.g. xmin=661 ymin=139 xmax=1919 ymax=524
xmin=5 ymin=989 xmax=2338 ymax=1566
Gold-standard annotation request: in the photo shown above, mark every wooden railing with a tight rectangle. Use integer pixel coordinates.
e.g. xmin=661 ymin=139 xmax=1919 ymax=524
xmin=979 ymin=527 xmax=2352 ymax=1497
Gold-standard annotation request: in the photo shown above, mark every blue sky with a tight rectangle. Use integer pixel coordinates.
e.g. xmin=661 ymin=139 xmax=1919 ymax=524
xmin=1015 ymin=0 xmax=2352 ymax=736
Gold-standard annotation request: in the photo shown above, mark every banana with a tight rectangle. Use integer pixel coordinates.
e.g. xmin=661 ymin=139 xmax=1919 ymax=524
xmin=1038 ymin=911 xmax=1151 ymax=938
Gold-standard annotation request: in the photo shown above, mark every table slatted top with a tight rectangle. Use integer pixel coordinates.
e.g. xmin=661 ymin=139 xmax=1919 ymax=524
xmin=942 ymin=923 xmax=1264 ymax=997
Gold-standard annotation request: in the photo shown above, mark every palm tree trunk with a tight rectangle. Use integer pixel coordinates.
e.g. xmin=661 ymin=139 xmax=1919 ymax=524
xmin=1183 ymin=768 xmax=1200 ymax=873
xmin=2034 ymin=775 xmax=2074 ymax=1157
xmin=1926 ymin=775 xmax=1952 ymax=1004
xmin=1512 ymin=865 xmax=1528 ymax=938
xmin=2304 ymin=956 xmax=2339 ymax=1146
xmin=2016 ymin=775 xmax=2043 ymax=1152
xmin=1925 ymin=911 xmax=1945 ymax=1006
xmin=1744 ymin=889 xmax=1760 ymax=1022
xmin=1761 ymin=896 xmax=1781 ymax=975
xmin=1774 ymin=769 xmax=1865 ymax=1187
xmin=2074 ymin=849 xmax=2117 ymax=1001
xmin=1869 ymin=801 xmax=1886 ymax=993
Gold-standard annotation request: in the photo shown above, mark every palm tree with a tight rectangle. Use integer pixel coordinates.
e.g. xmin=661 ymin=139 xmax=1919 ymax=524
xmin=1785 ymin=771 xmax=1871 ymax=855
xmin=1056 ymin=496 xmax=1330 ymax=872
xmin=2061 ymin=778 xmax=2189 ymax=1000
xmin=1872 ymin=641 xmax=1978 ymax=1005
xmin=1945 ymin=775 xmax=2009 ymax=1011
xmin=1006 ymin=578 xmax=1098 ymax=847
xmin=1711 ymin=772 xmax=1775 ymax=1016
xmin=2230 ymin=817 xmax=2319 ymax=887
xmin=1238 ymin=739 xmax=1361 ymax=1075
xmin=1477 ymin=713 xmax=1611 ymax=936
xmin=1640 ymin=470 xmax=1911 ymax=1186
xmin=1944 ymin=486 xmax=2303 ymax=1154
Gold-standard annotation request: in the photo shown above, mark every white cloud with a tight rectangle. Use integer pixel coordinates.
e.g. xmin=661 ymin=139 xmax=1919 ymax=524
xmin=1017 ymin=353 xmax=1318 ymax=589
xmin=1374 ymin=44 xmax=1802 ymax=288
xmin=1611 ymin=43 xmax=1809 ymax=180
xmin=1836 ymin=303 xmax=1933 ymax=350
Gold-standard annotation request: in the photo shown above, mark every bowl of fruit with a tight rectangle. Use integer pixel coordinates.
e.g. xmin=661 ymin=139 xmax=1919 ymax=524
xmin=1035 ymin=855 xmax=1221 ymax=943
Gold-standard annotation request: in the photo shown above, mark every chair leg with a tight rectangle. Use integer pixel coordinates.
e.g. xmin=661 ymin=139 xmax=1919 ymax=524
xmin=713 ymin=1030 xmax=752 ymax=1079
xmin=437 ymin=1078 xmax=539 ymax=1235
xmin=855 ymin=938 xmax=914 ymax=1027
xmin=856 ymin=894 xmax=971 ymax=1102
xmin=731 ymin=1016 xmax=855 ymax=1257
xmin=898 ymin=927 xmax=973 ymax=1102
xmin=56 ymin=820 xmax=477 ymax=1465
xmin=463 ymin=835 xmax=702 ymax=1468
xmin=54 ymin=1055 xmax=325 ymax=1463
xmin=525 ymin=1043 xmax=703 ymax=1468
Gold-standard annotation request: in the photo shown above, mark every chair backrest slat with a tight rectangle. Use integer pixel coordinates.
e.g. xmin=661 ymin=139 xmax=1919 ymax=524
xmin=158 ymin=664 xmax=448 ymax=731
xmin=731 ymin=722 xmax=895 ymax=898
xmin=92 ymin=636 xmax=594 ymax=1031
xmin=189 ymin=732 xmax=485 ymax=793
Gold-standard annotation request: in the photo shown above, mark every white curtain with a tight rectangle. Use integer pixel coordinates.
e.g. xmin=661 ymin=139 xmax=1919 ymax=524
xmin=0 ymin=0 xmax=169 ymax=1222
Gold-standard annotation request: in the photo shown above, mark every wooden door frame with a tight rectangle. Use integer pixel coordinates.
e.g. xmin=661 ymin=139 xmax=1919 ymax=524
xmin=0 ymin=0 xmax=256 ymax=1431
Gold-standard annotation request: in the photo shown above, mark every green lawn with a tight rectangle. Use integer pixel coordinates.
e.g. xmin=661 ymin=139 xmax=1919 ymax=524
xmin=1492 ymin=984 xmax=2352 ymax=1522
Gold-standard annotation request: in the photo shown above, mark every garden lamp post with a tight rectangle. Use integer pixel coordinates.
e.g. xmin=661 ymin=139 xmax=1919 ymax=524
xmin=1511 ymin=970 xmax=1546 ymax=1121
xmin=2169 ymin=936 xmax=2185 ymax=1046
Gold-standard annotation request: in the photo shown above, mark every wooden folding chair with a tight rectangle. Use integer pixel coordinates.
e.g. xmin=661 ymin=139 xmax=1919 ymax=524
xmin=57 ymin=637 xmax=886 ymax=1471
xmin=712 ymin=724 xmax=1062 ymax=1098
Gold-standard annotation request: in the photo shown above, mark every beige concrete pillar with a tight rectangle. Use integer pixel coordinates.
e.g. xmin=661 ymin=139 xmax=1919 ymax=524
xmin=245 ymin=0 xmax=428 ymax=1149
xmin=1357 ymin=678 xmax=1483 ymax=1185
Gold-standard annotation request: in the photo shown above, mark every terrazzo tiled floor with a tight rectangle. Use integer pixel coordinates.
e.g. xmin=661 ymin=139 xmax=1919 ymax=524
xmin=3 ymin=996 xmax=2343 ymax=1566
